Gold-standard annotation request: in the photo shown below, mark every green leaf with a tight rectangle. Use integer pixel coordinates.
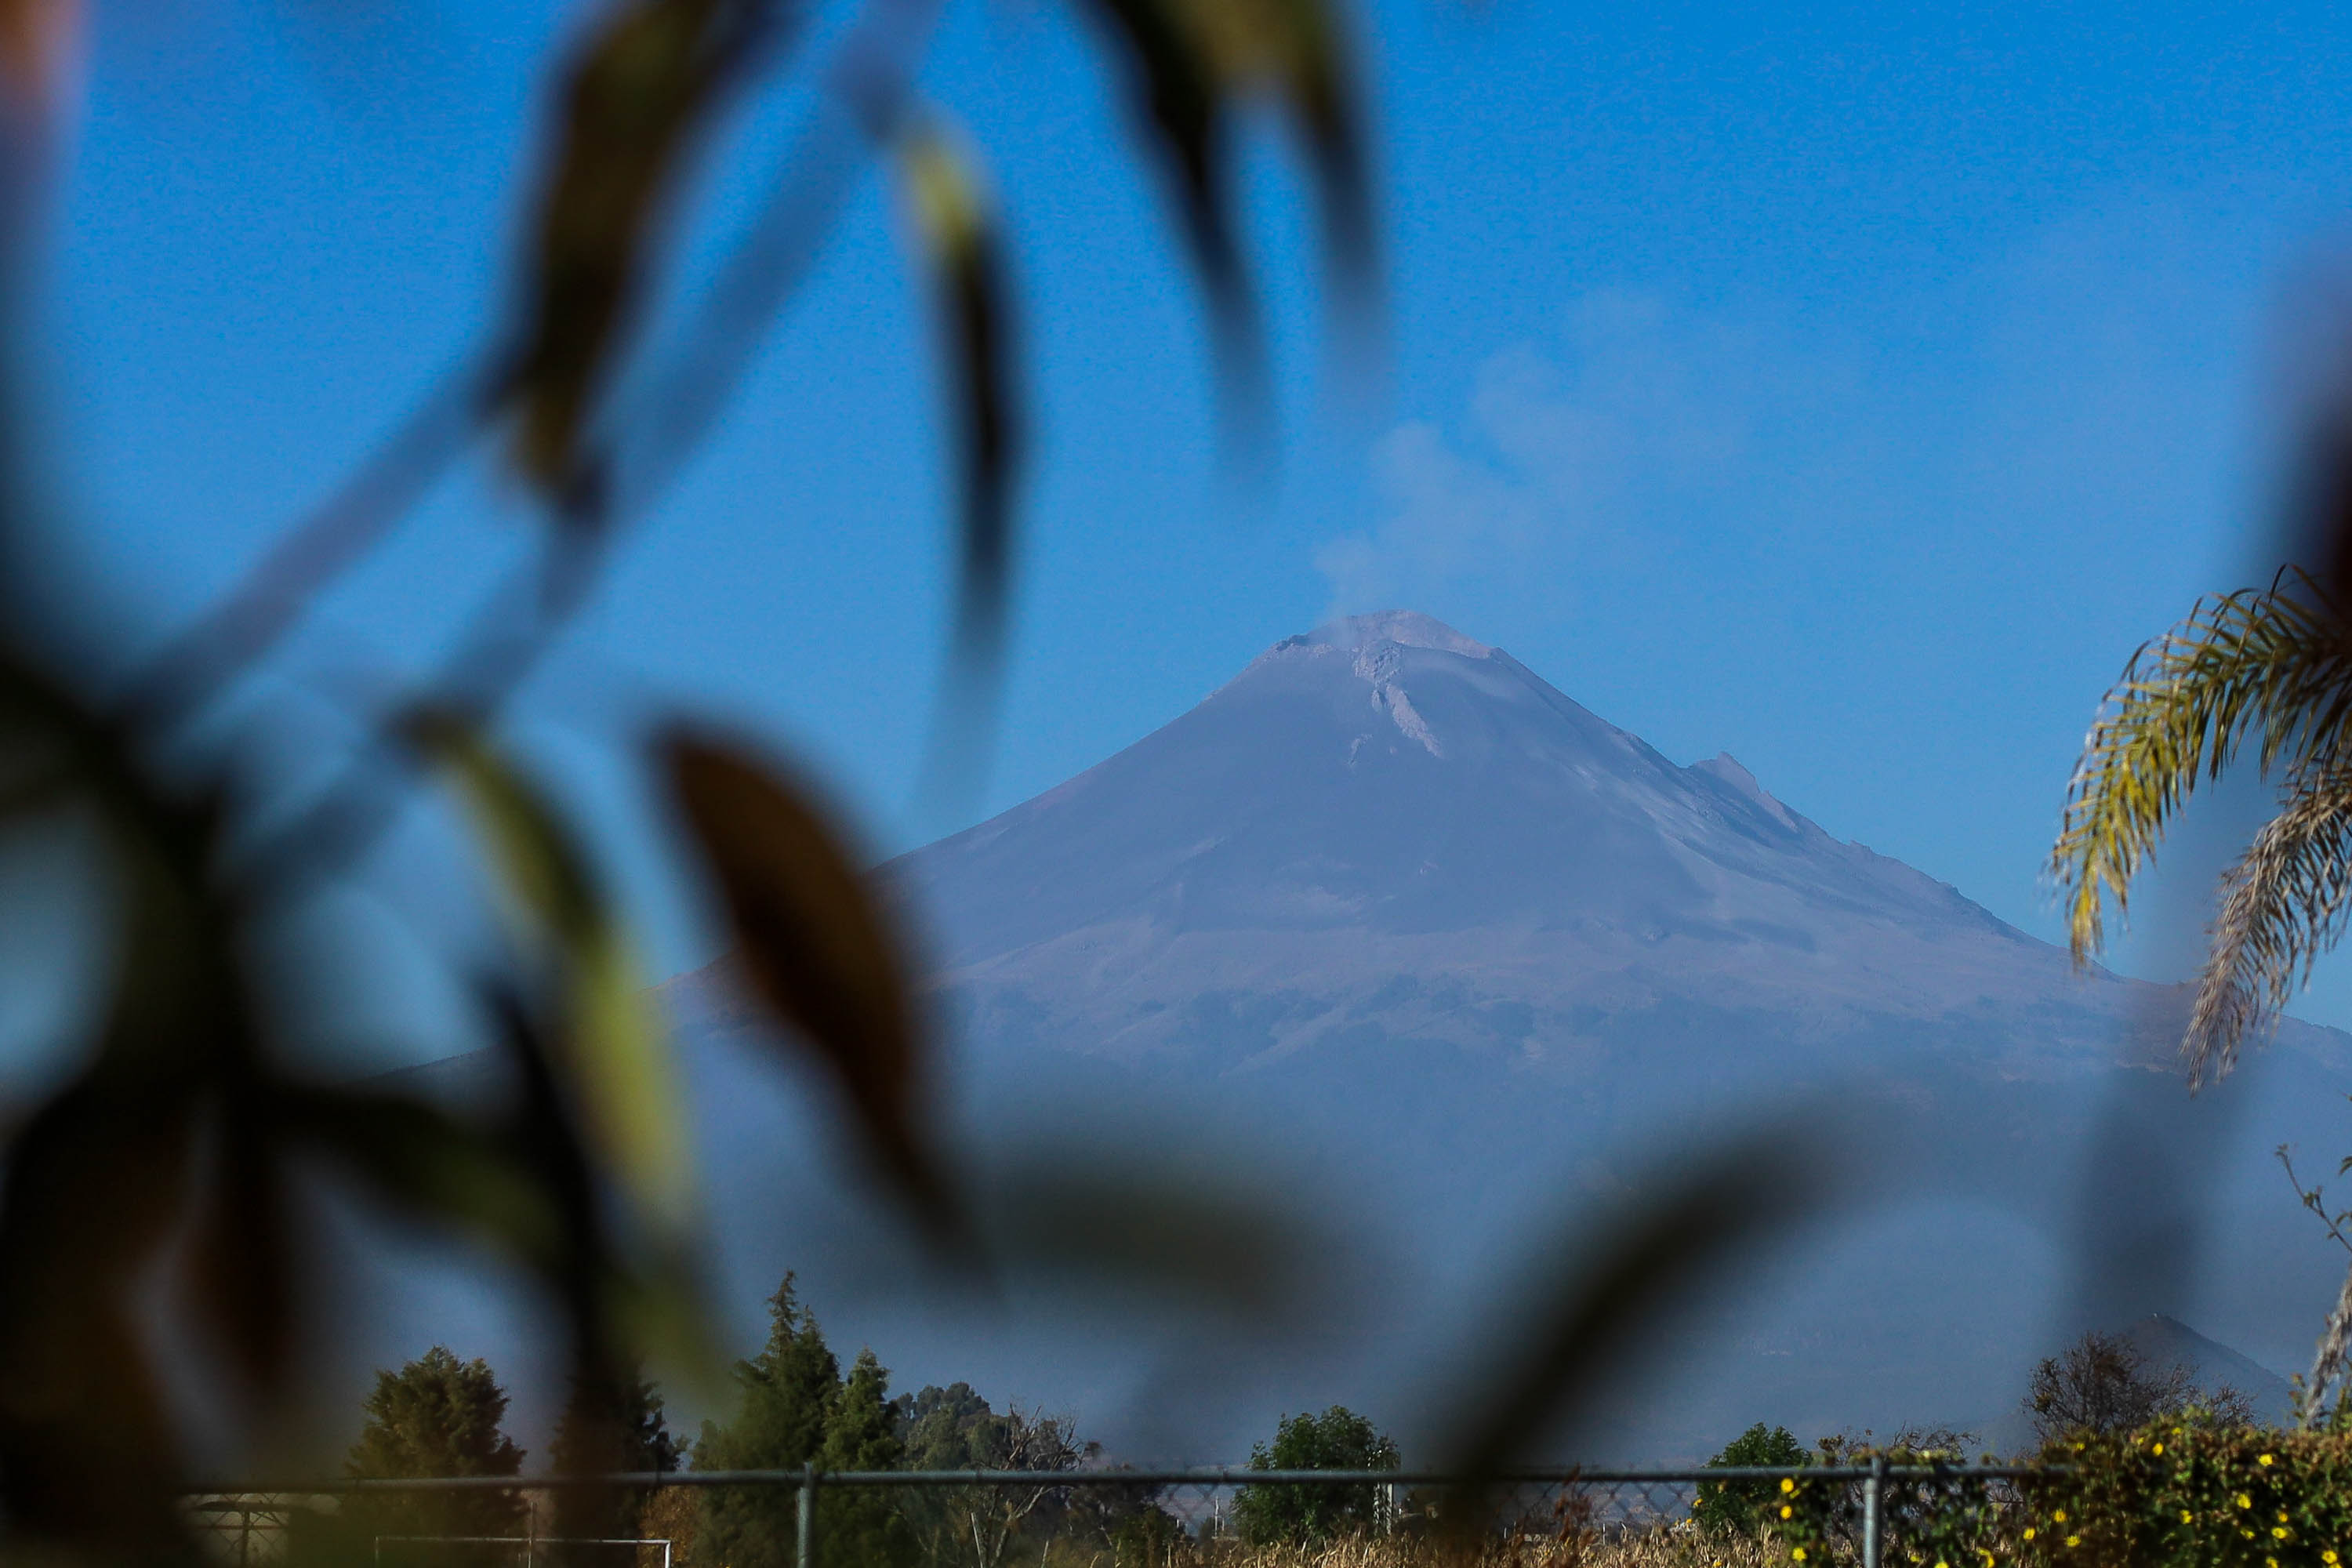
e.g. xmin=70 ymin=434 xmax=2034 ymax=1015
xmin=405 ymin=710 xmax=695 ymax=1236
xmin=900 ymin=120 xmax=1022 ymax=665
xmin=658 ymin=728 xmax=951 ymax=1225
xmin=509 ymin=0 xmax=783 ymax=494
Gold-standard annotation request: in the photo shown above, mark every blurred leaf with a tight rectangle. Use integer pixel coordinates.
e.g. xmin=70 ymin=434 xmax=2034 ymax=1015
xmin=0 ymin=0 xmax=77 ymax=118
xmin=405 ymin=710 xmax=695 ymax=1234
xmin=285 ymin=1084 xmax=571 ymax=1274
xmin=0 ymin=1087 xmax=194 ymax=1553
xmin=1078 ymin=0 xmax=1246 ymax=348
xmin=510 ymin=0 xmax=784 ymax=494
xmin=0 ymin=648 xmax=278 ymax=1552
xmin=982 ymin=1145 xmax=1330 ymax=1321
xmin=1180 ymin=0 xmax=1370 ymax=273
xmin=476 ymin=973 xmax=724 ymax=1394
xmin=1073 ymin=0 xmax=1374 ymax=383
xmin=184 ymin=1101 xmax=296 ymax=1393
xmin=1435 ymin=1132 xmax=1829 ymax=1483
xmin=900 ymin=121 xmax=1022 ymax=664
xmin=659 ymin=728 xmax=952 ymax=1225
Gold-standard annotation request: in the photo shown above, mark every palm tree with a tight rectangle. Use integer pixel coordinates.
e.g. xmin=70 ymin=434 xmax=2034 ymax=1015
xmin=2051 ymin=563 xmax=2352 ymax=1413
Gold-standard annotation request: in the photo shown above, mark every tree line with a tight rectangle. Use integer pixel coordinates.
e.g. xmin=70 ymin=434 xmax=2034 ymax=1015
xmin=298 ymin=1274 xmax=1401 ymax=1568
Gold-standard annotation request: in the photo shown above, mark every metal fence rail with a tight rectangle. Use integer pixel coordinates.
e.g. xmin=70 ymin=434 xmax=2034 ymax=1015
xmin=187 ymin=1464 xmax=2061 ymax=1568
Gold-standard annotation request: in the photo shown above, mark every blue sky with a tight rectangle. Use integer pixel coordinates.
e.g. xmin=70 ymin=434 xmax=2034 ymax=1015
xmin=38 ymin=0 xmax=2352 ymax=1031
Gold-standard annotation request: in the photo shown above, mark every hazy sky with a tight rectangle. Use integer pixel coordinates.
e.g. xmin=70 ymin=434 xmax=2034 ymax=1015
xmin=40 ymin=0 xmax=2352 ymax=1029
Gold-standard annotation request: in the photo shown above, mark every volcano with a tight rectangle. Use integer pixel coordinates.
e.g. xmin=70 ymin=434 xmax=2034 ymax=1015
xmin=408 ymin=612 xmax=2352 ymax=1461
xmin=869 ymin=610 xmax=2202 ymax=1080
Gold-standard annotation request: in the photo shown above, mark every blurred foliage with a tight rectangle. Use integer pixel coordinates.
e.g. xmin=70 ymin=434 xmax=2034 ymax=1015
xmin=0 ymin=0 xmax=1874 ymax=1552
xmin=0 ymin=0 xmax=1384 ymax=1551
xmin=549 ymin=1359 xmax=682 ymax=1561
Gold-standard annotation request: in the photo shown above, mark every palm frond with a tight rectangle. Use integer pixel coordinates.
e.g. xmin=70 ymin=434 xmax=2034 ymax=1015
xmin=2187 ymin=753 xmax=2352 ymax=1084
xmin=2052 ymin=567 xmax=2352 ymax=960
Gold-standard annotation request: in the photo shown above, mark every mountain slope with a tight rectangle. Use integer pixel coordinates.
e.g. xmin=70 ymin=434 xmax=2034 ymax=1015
xmin=510 ymin=612 xmax=2352 ymax=1461
xmin=873 ymin=610 xmax=2309 ymax=1087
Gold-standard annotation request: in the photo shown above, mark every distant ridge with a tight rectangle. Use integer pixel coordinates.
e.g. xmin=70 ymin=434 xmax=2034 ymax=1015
xmin=2123 ymin=1313 xmax=2296 ymax=1421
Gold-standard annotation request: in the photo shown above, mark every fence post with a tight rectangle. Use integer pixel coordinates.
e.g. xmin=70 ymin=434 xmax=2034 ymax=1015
xmin=1861 ymin=1455 xmax=1886 ymax=1568
xmin=797 ymin=1463 xmax=818 ymax=1568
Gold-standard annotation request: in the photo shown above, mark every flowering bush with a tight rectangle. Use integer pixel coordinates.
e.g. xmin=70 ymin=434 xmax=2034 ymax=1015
xmin=1769 ymin=1444 xmax=2024 ymax=1568
xmin=1773 ymin=1422 xmax=2352 ymax=1566
xmin=2009 ymin=1421 xmax=2352 ymax=1566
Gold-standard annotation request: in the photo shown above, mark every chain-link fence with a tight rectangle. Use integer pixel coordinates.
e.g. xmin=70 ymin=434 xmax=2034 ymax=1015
xmin=185 ymin=1464 xmax=2064 ymax=1568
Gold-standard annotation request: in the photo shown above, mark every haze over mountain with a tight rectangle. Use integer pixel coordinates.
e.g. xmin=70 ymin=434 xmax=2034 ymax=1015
xmin=394 ymin=612 xmax=2352 ymax=1461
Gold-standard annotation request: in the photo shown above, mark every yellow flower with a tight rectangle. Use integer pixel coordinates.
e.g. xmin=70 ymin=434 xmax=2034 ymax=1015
xmin=1780 ymin=1506 xmax=1792 ymax=1519
xmin=2024 ymin=1529 xmax=2035 ymax=1541
xmin=2239 ymin=1493 xmax=2254 ymax=1509
xmin=1791 ymin=1551 xmax=1806 ymax=1563
xmin=2064 ymin=1537 xmax=2079 ymax=1549
xmin=2053 ymin=1511 xmax=2067 ymax=1523
xmin=2325 ymin=1552 xmax=2339 ymax=1565
xmin=2274 ymin=1527 xmax=2291 ymax=1540
xmin=2180 ymin=1512 xmax=2193 ymax=1524
xmin=2151 ymin=1442 xmax=2164 ymax=1455
xmin=2260 ymin=1453 xmax=2276 ymax=1466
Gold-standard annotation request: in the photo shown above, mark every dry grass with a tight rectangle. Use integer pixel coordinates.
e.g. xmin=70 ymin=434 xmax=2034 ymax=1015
xmin=1144 ymin=1528 xmax=1791 ymax=1568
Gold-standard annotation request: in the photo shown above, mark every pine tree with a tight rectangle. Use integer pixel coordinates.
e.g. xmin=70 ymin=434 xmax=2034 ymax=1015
xmin=695 ymin=1275 xmax=843 ymax=1568
xmin=814 ymin=1349 xmax=916 ymax=1568
xmin=548 ymin=1360 xmax=682 ymax=1566
xmin=339 ymin=1347 xmax=527 ymax=1559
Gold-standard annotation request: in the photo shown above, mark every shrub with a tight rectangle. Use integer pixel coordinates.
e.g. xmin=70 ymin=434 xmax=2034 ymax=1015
xmin=1695 ymin=1425 xmax=1812 ymax=1535
xmin=1774 ymin=1417 xmax=2352 ymax=1568
xmin=1232 ymin=1408 xmax=1402 ymax=1545
xmin=2010 ymin=1419 xmax=2352 ymax=1567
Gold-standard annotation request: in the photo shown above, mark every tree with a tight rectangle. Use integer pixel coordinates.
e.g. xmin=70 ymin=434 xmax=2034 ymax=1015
xmin=548 ymin=1361 xmax=681 ymax=1565
xmin=1231 ymin=1406 xmax=1400 ymax=1546
xmin=695 ymin=1276 xmax=844 ymax=1568
xmin=1693 ymin=1423 xmax=1809 ymax=1535
xmin=891 ymin=1384 xmax=1094 ymax=1568
xmin=2049 ymin=572 xmax=2352 ymax=1411
xmin=812 ymin=1349 xmax=917 ymax=1568
xmin=2024 ymin=1330 xmax=2254 ymax=1443
xmin=339 ymin=1347 xmax=526 ymax=1555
